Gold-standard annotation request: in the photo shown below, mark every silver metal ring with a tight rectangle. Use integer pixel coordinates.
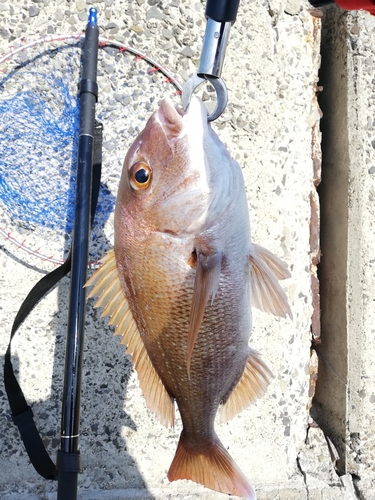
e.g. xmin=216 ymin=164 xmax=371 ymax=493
xmin=182 ymin=74 xmax=228 ymax=122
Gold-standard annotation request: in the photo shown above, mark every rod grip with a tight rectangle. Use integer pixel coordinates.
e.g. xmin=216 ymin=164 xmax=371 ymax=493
xmin=56 ymin=451 xmax=82 ymax=500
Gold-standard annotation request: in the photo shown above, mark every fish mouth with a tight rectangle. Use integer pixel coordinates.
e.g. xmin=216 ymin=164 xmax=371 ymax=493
xmin=156 ymin=96 xmax=208 ymax=132
xmin=159 ymin=97 xmax=184 ymax=120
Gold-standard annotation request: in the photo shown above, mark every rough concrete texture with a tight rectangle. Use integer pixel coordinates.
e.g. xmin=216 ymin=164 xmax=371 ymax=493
xmin=313 ymin=6 xmax=375 ymax=499
xmin=0 ymin=0 xmax=352 ymax=499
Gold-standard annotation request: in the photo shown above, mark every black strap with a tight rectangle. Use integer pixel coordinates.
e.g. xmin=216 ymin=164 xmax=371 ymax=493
xmin=3 ymin=121 xmax=103 ymax=480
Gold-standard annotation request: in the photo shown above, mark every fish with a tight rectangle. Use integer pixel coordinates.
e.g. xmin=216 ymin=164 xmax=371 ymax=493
xmin=86 ymin=96 xmax=292 ymax=500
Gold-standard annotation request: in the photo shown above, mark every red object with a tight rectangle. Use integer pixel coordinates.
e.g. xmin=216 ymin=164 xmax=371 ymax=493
xmin=335 ymin=0 xmax=375 ymax=14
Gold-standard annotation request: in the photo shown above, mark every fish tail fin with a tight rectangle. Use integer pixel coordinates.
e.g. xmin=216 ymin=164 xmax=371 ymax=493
xmin=168 ymin=432 xmax=256 ymax=500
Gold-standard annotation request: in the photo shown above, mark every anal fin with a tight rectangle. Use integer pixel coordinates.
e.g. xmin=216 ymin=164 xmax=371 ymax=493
xmin=219 ymin=349 xmax=273 ymax=423
xmin=85 ymin=249 xmax=175 ymax=428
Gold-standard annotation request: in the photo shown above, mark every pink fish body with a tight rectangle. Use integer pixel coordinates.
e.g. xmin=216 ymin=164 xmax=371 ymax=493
xmin=87 ymin=97 xmax=291 ymax=499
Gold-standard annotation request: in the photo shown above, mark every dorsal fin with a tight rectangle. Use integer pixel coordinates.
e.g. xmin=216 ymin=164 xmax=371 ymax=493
xmin=219 ymin=349 xmax=273 ymax=423
xmin=249 ymin=244 xmax=292 ymax=319
xmin=85 ymin=249 xmax=175 ymax=428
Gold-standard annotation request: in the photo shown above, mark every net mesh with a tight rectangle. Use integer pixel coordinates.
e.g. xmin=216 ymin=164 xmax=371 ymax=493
xmin=0 ymin=36 xmax=181 ymax=265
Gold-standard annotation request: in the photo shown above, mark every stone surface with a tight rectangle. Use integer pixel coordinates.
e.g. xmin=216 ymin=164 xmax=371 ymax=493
xmin=0 ymin=0 xmax=345 ymax=499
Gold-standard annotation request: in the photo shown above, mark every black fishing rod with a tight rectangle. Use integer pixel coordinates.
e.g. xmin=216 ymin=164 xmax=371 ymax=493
xmin=56 ymin=8 xmax=99 ymax=500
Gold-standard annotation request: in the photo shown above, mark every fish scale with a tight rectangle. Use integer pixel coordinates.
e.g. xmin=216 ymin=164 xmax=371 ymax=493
xmin=122 ymin=230 xmax=246 ymax=411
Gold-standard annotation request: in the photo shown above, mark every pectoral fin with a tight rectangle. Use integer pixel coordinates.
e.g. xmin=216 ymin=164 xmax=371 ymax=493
xmin=187 ymin=250 xmax=222 ymax=376
xmin=219 ymin=349 xmax=273 ymax=423
xmin=85 ymin=249 xmax=175 ymax=428
xmin=249 ymin=244 xmax=292 ymax=319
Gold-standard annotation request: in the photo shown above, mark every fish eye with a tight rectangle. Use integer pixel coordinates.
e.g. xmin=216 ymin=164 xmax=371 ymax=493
xmin=129 ymin=161 xmax=152 ymax=191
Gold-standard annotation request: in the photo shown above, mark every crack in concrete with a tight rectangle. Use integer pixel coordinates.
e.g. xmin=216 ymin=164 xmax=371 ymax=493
xmin=296 ymin=453 xmax=310 ymax=500
xmin=350 ymin=474 xmax=363 ymax=500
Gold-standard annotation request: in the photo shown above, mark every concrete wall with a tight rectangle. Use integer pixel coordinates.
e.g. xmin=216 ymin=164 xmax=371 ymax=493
xmin=313 ymin=6 xmax=375 ymax=499
xmin=0 ymin=0 xmax=370 ymax=499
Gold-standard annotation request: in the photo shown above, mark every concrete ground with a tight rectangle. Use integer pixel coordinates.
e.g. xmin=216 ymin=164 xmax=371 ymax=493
xmin=0 ymin=0 xmax=372 ymax=499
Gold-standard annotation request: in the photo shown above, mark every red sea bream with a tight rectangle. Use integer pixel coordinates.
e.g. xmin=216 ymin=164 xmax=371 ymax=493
xmin=86 ymin=96 xmax=292 ymax=499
